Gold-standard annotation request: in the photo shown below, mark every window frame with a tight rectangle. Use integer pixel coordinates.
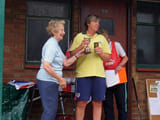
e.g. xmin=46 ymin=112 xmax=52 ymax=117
xmin=25 ymin=0 xmax=72 ymax=68
xmin=136 ymin=1 xmax=160 ymax=71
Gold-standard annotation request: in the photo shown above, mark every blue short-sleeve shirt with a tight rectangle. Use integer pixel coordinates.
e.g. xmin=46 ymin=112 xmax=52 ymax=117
xmin=36 ymin=37 xmax=65 ymax=84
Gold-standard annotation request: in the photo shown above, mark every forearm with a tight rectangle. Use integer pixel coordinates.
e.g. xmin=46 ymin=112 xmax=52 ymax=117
xmin=43 ymin=62 xmax=63 ymax=82
xmin=63 ymin=55 xmax=77 ymax=67
xmin=115 ymin=56 xmax=128 ymax=73
xmin=99 ymin=53 xmax=111 ymax=61
xmin=118 ymin=55 xmax=128 ymax=67
xmin=70 ymin=45 xmax=84 ymax=56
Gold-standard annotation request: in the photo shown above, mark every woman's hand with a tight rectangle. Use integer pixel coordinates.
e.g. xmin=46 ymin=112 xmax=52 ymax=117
xmin=81 ymin=39 xmax=90 ymax=48
xmin=115 ymin=65 xmax=122 ymax=73
xmin=59 ymin=78 xmax=67 ymax=88
xmin=43 ymin=61 xmax=67 ymax=87
xmin=94 ymin=47 xmax=111 ymax=61
xmin=76 ymin=48 xmax=85 ymax=58
xmin=63 ymin=48 xmax=85 ymax=67
xmin=94 ymin=47 xmax=103 ymax=55
xmin=70 ymin=39 xmax=89 ymax=57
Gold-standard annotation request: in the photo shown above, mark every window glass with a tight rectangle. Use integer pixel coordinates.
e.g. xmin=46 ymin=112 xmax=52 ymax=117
xmin=136 ymin=1 xmax=160 ymax=69
xmin=25 ymin=0 xmax=71 ymax=64
xmin=137 ymin=2 xmax=160 ymax=24
xmin=27 ymin=1 xmax=71 ymax=18
xmin=137 ymin=13 xmax=153 ymax=23
xmin=136 ymin=25 xmax=160 ymax=64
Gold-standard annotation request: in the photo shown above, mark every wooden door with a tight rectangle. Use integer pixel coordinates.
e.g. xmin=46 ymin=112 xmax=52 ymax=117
xmin=80 ymin=0 xmax=128 ymax=119
xmin=80 ymin=0 xmax=128 ymax=52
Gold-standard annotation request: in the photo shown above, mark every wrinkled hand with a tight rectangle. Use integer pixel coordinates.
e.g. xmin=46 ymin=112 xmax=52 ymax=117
xmin=59 ymin=78 xmax=67 ymax=88
xmin=81 ymin=39 xmax=90 ymax=48
xmin=94 ymin=47 xmax=103 ymax=55
xmin=76 ymin=48 xmax=85 ymax=57
xmin=115 ymin=65 xmax=122 ymax=73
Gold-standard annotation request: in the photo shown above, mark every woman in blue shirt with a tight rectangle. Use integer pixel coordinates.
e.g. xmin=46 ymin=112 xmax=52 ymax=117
xmin=36 ymin=19 xmax=83 ymax=120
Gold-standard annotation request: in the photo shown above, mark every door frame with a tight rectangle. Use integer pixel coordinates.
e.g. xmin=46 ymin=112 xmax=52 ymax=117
xmin=79 ymin=0 xmax=133 ymax=119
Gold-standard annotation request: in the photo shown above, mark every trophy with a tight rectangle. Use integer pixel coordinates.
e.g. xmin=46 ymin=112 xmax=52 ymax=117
xmin=84 ymin=38 xmax=91 ymax=54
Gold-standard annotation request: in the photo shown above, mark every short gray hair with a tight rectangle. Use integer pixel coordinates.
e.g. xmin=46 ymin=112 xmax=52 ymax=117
xmin=46 ymin=19 xmax=65 ymax=35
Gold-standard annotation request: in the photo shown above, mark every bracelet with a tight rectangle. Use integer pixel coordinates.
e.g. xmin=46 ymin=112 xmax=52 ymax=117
xmin=119 ymin=64 xmax=123 ymax=67
xmin=74 ymin=55 xmax=78 ymax=59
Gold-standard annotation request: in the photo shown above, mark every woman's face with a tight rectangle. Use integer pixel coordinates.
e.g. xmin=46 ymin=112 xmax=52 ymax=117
xmin=53 ymin=24 xmax=65 ymax=41
xmin=87 ymin=20 xmax=99 ymax=32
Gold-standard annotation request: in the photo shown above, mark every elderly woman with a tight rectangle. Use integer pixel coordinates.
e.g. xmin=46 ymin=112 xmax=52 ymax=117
xmin=36 ymin=19 xmax=83 ymax=120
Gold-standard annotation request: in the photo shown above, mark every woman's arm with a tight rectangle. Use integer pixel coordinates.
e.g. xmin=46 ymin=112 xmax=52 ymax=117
xmin=115 ymin=55 xmax=128 ymax=73
xmin=63 ymin=55 xmax=77 ymax=67
xmin=43 ymin=61 xmax=66 ymax=88
xmin=118 ymin=55 xmax=128 ymax=67
xmin=70 ymin=39 xmax=89 ymax=56
xmin=94 ymin=47 xmax=111 ymax=61
xmin=63 ymin=48 xmax=85 ymax=67
xmin=115 ymin=42 xmax=128 ymax=73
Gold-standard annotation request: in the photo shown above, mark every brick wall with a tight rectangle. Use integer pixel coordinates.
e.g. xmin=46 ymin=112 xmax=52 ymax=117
xmin=3 ymin=0 xmax=96 ymax=118
xmin=4 ymin=0 xmax=160 ymax=120
xmin=130 ymin=0 xmax=160 ymax=120
xmin=3 ymin=0 xmax=80 ymax=83
xmin=4 ymin=0 xmax=41 ymax=119
xmin=4 ymin=0 xmax=37 ymax=82
xmin=3 ymin=0 xmax=81 ymax=119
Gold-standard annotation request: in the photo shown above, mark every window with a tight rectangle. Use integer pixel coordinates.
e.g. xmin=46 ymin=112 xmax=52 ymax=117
xmin=99 ymin=18 xmax=115 ymax=35
xmin=25 ymin=0 xmax=72 ymax=67
xmin=136 ymin=1 xmax=160 ymax=71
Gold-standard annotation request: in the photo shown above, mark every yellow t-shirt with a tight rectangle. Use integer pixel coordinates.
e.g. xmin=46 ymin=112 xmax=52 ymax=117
xmin=70 ymin=32 xmax=111 ymax=78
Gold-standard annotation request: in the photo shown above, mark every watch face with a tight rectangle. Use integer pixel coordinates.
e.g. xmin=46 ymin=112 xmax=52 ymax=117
xmin=94 ymin=42 xmax=99 ymax=48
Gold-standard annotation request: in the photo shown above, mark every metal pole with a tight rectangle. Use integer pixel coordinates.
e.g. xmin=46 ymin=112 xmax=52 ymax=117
xmin=0 ymin=0 xmax=5 ymax=119
xmin=132 ymin=78 xmax=143 ymax=120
